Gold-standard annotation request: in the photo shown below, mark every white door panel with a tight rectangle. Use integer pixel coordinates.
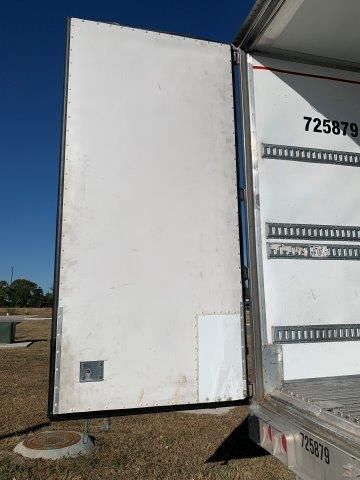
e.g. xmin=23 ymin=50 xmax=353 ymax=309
xmin=50 ymin=19 xmax=245 ymax=415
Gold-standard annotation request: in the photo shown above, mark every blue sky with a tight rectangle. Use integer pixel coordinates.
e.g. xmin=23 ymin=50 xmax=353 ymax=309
xmin=0 ymin=0 xmax=254 ymax=292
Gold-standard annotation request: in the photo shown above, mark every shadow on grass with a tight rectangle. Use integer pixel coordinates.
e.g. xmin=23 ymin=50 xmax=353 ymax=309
xmin=0 ymin=422 xmax=51 ymax=441
xmin=207 ymin=417 xmax=268 ymax=463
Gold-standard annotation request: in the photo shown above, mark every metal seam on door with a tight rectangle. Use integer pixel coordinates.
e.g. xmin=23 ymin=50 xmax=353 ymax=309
xmin=53 ymin=307 xmax=63 ymax=414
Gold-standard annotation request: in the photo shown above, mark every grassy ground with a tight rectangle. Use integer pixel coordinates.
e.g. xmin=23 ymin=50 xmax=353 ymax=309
xmin=0 ymin=315 xmax=294 ymax=480
xmin=0 ymin=308 xmax=52 ymax=317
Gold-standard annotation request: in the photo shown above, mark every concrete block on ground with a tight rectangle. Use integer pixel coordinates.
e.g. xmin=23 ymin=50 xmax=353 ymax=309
xmin=183 ymin=406 xmax=235 ymax=415
xmin=0 ymin=341 xmax=32 ymax=349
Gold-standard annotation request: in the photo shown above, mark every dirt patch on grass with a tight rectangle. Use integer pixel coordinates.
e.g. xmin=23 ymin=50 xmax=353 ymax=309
xmin=0 ymin=319 xmax=294 ymax=480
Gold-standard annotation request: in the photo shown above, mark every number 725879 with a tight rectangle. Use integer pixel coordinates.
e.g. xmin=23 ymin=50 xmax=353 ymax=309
xmin=300 ymin=432 xmax=330 ymax=464
xmin=304 ymin=116 xmax=358 ymax=137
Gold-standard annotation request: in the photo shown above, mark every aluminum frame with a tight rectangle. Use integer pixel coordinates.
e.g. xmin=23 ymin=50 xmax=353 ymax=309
xmin=238 ymin=49 xmax=265 ymax=401
xmin=234 ymin=0 xmax=286 ymax=51
xmin=231 ymin=51 xmax=249 ymax=396
xmin=48 ymin=19 xmax=71 ymax=417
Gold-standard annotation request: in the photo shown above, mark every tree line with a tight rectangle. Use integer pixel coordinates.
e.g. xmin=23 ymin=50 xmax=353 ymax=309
xmin=0 ymin=279 xmax=53 ymax=308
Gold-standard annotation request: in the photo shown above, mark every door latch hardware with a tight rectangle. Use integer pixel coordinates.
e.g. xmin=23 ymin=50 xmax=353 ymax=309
xmin=79 ymin=361 xmax=104 ymax=382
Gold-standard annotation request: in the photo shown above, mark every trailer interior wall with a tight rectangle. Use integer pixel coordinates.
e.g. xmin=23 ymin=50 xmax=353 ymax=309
xmin=236 ymin=0 xmax=360 ymax=437
xmin=247 ymin=54 xmax=360 ymax=382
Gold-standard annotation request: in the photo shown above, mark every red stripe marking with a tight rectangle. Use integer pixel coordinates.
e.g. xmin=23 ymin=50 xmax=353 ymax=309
xmin=253 ymin=65 xmax=360 ymax=86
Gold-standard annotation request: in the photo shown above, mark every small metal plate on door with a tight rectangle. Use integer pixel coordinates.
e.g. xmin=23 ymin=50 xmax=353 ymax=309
xmin=79 ymin=361 xmax=104 ymax=382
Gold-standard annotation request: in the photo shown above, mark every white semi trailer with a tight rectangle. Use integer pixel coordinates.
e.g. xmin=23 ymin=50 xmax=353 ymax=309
xmin=49 ymin=1 xmax=360 ymax=478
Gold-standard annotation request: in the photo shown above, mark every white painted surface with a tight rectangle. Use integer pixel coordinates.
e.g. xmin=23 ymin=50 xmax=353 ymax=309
xmin=250 ymin=55 xmax=360 ymax=379
xmin=198 ymin=315 xmax=246 ymax=402
xmin=54 ymin=19 xmax=244 ymax=414
xmin=283 ymin=343 xmax=360 ymax=381
xmin=255 ymin=0 xmax=360 ymax=66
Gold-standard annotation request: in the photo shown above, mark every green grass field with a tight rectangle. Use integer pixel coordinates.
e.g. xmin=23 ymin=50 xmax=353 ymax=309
xmin=0 ymin=315 xmax=294 ymax=480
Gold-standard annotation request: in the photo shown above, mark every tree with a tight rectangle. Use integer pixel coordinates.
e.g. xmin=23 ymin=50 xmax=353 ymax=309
xmin=0 ymin=281 xmax=10 ymax=307
xmin=9 ymin=279 xmax=45 ymax=308
xmin=44 ymin=290 xmax=53 ymax=307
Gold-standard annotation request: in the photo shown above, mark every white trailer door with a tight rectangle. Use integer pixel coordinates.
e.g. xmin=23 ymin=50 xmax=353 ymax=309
xmin=49 ymin=18 xmax=245 ymax=416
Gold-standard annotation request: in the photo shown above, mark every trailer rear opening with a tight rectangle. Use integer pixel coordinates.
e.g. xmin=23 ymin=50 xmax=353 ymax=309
xmin=236 ymin=1 xmax=360 ymax=478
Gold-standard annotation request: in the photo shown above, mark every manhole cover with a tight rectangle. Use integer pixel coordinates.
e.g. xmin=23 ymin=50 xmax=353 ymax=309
xmin=23 ymin=431 xmax=82 ymax=450
xmin=15 ymin=431 xmax=94 ymax=459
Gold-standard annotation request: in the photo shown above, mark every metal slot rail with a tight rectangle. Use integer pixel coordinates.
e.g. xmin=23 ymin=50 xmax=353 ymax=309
xmin=273 ymin=324 xmax=360 ymax=344
xmin=262 ymin=143 xmax=360 ymax=168
xmin=266 ymin=222 xmax=360 ymax=242
xmin=267 ymin=242 xmax=360 ymax=260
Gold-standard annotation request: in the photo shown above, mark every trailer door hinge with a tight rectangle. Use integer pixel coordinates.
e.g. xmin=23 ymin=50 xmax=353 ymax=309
xmin=239 ymin=187 xmax=246 ymax=201
xmin=232 ymin=48 xmax=240 ymax=65
xmin=242 ymin=266 xmax=249 ymax=281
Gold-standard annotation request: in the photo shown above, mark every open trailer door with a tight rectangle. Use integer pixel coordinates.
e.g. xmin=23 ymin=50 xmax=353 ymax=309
xmin=49 ymin=18 xmax=246 ymax=417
